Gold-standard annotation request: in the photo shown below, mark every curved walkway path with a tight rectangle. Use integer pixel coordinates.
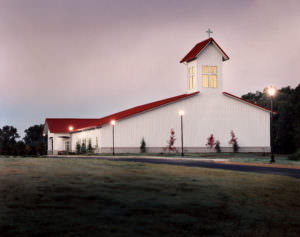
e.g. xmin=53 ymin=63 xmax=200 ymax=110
xmin=49 ymin=155 xmax=300 ymax=179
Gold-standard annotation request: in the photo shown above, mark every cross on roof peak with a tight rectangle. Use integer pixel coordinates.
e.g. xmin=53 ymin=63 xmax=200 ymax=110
xmin=206 ymin=28 xmax=213 ymax=38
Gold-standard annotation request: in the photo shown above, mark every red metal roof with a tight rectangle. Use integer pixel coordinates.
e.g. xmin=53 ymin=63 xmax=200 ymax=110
xmin=223 ymin=92 xmax=277 ymax=113
xmin=180 ymin=37 xmax=230 ymax=63
xmin=45 ymin=91 xmax=199 ymax=133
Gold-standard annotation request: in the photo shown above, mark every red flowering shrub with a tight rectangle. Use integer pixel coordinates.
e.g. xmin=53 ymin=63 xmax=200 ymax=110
xmin=206 ymin=134 xmax=216 ymax=149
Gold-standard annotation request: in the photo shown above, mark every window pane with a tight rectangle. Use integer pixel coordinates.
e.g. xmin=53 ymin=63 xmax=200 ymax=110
xmin=211 ymin=66 xmax=217 ymax=74
xmin=202 ymin=66 xmax=209 ymax=73
xmin=210 ymin=75 xmax=217 ymax=88
xmin=192 ymin=76 xmax=196 ymax=89
xmin=192 ymin=66 xmax=196 ymax=74
xmin=202 ymin=75 xmax=209 ymax=88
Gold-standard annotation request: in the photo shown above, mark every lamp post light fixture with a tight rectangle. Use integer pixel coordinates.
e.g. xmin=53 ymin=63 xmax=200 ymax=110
xmin=111 ymin=120 xmax=116 ymax=155
xmin=179 ymin=110 xmax=184 ymax=157
xmin=267 ymin=86 xmax=277 ymax=163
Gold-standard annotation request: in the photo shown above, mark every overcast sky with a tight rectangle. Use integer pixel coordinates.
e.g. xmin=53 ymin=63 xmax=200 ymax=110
xmin=1 ymin=0 xmax=300 ymax=138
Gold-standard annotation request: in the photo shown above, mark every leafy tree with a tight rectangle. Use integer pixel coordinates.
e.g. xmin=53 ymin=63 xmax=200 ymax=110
xmin=164 ymin=129 xmax=177 ymax=152
xmin=140 ymin=137 xmax=146 ymax=153
xmin=15 ymin=141 xmax=26 ymax=156
xmin=206 ymin=134 xmax=216 ymax=149
xmin=0 ymin=126 xmax=20 ymax=155
xmin=229 ymin=130 xmax=239 ymax=152
xmin=23 ymin=124 xmax=46 ymax=155
xmin=242 ymin=85 xmax=300 ymax=154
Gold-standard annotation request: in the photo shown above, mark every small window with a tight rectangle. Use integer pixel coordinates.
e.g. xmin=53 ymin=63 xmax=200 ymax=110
xmin=211 ymin=66 xmax=217 ymax=74
xmin=95 ymin=137 xmax=99 ymax=148
xmin=202 ymin=66 xmax=209 ymax=73
xmin=210 ymin=75 xmax=217 ymax=88
xmin=202 ymin=75 xmax=209 ymax=88
xmin=188 ymin=66 xmax=196 ymax=89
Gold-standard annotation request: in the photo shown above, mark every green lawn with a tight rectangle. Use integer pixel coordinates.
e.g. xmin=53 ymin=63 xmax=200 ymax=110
xmin=0 ymin=157 xmax=300 ymax=237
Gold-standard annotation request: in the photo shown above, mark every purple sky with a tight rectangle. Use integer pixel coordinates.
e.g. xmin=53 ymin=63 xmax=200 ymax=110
xmin=1 ymin=0 xmax=300 ymax=138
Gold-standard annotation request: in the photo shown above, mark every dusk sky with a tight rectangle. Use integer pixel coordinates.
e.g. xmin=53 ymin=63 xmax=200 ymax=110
xmin=1 ymin=0 xmax=300 ymax=138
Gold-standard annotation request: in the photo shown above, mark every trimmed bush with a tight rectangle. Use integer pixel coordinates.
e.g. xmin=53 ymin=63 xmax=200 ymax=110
xmin=140 ymin=137 xmax=146 ymax=153
xmin=215 ymin=140 xmax=221 ymax=153
xmin=288 ymin=149 xmax=300 ymax=161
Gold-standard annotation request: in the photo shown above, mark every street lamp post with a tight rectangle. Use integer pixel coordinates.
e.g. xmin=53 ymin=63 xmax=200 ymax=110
xmin=179 ymin=110 xmax=184 ymax=157
xmin=111 ymin=120 xmax=116 ymax=155
xmin=267 ymin=86 xmax=276 ymax=163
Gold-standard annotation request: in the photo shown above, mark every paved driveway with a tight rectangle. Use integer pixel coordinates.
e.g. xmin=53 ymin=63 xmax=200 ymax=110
xmin=107 ymin=157 xmax=300 ymax=179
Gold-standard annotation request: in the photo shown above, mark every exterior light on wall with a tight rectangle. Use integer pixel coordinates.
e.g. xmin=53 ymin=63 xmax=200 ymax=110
xmin=69 ymin=126 xmax=74 ymax=132
xmin=179 ymin=110 xmax=184 ymax=157
xmin=267 ymin=86 xmax=277 ymax=163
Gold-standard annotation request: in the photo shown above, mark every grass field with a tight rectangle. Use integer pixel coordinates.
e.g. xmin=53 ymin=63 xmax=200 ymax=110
xmin=0 ymin=157 xmax=300 ymax=237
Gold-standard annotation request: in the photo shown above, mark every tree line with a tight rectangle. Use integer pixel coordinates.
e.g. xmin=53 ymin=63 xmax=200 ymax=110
xmin=0 ymin=84 xmax=299 ymax=156
xmin=0 ymin=124 xmax=47 ymax=156
xmin=242 ymin=84 xmax=300 ymax=154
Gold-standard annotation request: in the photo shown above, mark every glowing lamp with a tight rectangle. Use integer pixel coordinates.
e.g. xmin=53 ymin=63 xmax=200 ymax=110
xmin=179 ymin=110 xmax=184 ymax=116
xmin=69 ymin=126 xmax=74 ymax=131
xmin=111 ymin=120 xmax=116 ymax=126
xmin=267 ymin=86 xmax=276 ymax=97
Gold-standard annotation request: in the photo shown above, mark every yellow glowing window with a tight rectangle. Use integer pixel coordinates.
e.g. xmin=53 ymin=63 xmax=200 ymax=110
xmin=210 ymin=75 xmax=217 ymax=88
xmin=202 ymin=66 xmax=209 ymax=73
xmin=211 ymin=66 xmax=217 ymax=74
xmin=188 ymin=66 xmax=196 ymax=89
xmin=202 ymin=75 xmax=209 ymax=88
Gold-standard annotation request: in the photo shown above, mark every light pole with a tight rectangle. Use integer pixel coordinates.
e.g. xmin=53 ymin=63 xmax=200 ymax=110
xmin=68 ymin=126 xmax=73 ymax=153
xmin=111 ymin=120 xmax=116 ymax=155
xmin=179 ymin=110 xmax=184 ymax=157
xmin=267 ymin=86 xmax=276 ymax=163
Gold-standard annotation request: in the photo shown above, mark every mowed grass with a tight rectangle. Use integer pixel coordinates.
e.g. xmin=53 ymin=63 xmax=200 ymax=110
xmin=0 ymin=158 xmax=300 ymax=237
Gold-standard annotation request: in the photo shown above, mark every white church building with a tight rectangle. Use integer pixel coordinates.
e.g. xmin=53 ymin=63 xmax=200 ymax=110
xmin=44 ymin=37 xmax=273 ymax=155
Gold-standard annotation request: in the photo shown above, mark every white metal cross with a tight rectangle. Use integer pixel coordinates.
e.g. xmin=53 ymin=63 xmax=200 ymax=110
xmin=206 ymin=28 xmax=213 ymax=38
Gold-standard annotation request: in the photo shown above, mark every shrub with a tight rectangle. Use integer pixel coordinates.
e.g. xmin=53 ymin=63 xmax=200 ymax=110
xmin=206 ymin=134 xmax=216 ymax=149
xmin=288 ymin=149 xmax=300 ymax=161
xmin=76 ymin=142 xmax=81 ymax=154
xmin=81 ymin=142 xmax=87 ymax=153
xmin=140 ymin=137 xmax=146 ymax=153
xmin=229 ymin=130 xmax=239 ymax=153
xmin=215 ymin=140 xmax=221 ymax=153
xmin=163 ymin=129 xmax=177 ymax=152
xmin=88 ymin=139 xmax=93 ymax=153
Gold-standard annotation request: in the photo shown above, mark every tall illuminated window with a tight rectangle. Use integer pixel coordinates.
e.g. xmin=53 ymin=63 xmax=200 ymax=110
xmin=96 ymin=137 xmax=99 ymax=148
xmin=188 ymin=66 xmax=196 ymax=89
xmin=202 ymin=65 xmax=217 ymax=88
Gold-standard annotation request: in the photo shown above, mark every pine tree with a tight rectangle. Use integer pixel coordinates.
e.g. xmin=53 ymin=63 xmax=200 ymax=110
xmin=81 ymin=142 xmax=87 ymax=154
xmin=215 ymin=140 xmax=221 ymax=153
xmin=76 ymin=142 xmax=81 ymax=154
xmin=140 ymin=137 xmax=146 ymax=153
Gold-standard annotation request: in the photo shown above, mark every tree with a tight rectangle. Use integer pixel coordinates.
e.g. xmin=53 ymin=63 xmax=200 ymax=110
xmin=0 ymin=126 xmax=20 ymax=155
xmin=229 ymin=130 xmax=239 ymax=152
xmin=206 ymin=134 xmax=216 ymax=149
xmin=215 ymin=140 xmax=221 ymax=153
xmin=140 ymin=137 xmax=146 ymax=153
xmin=88 ymin=139 xmax=93 ymax=153
xmin=164 ymin=129 xmax=177 ymax=152
xmin=81 ymin=142 xmax=87 ymax=153
xmin=23 ymin=124 xmax=46 ymax=155
xmin=76 ymin=142 xmax=81 ymax=154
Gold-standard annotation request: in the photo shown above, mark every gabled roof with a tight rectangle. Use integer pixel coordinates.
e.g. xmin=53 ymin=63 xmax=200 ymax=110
xmin=180 ymin=37 xmax=230 ymax=63
xmin=45 ymin=91 xmax=199 ymax=133
xmin=223 ymin=92 xmax=277 ymax=114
